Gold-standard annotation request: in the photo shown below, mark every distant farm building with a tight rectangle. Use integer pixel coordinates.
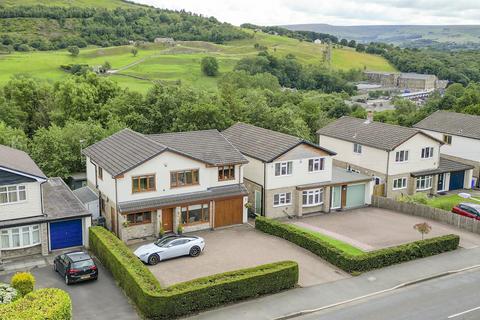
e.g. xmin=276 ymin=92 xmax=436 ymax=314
xmin=154 ymin=37 xmax=175 ymax=45
xmin=364 ymin=71 xmax=444 ymax=91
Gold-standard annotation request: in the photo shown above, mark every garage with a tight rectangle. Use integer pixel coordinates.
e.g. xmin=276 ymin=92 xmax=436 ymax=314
xmin=449 ymin=171 xmax=465 ymax=190
xmin=50 ymin=219 xmax=83 ymax=250
xmin=346 ymin=184 xmax=366 ymax=208
xmin=214 ymin=197 xmax=243 ymax=228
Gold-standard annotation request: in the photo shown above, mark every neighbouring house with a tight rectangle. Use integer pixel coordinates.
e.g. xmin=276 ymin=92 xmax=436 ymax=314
xmin=223 ymin=123 xmax=374 ymax=219
xmin=414 ymin=111 xmax=480 ymax=188
xmin=82 ymin=129 xmax=249 ymax=243
xmin=0 ymin=145 xmax=91 ymax=262
xmin=317 ymin=116 xmax=474 ymax=199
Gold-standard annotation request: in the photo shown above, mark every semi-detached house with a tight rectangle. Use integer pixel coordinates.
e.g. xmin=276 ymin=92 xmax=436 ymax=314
xmin=223 ymin=123 xmax=374 ymax=218
xmin=317 ymin=116 xmax=474 ymax=199
xmin=414 ymin=111 xmax=480 ymax=188
xmin=82 ymin=129 xmax=249 ymax=243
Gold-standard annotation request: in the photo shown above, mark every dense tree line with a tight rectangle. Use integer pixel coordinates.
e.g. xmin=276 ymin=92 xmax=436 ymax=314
xmin=0 ymin=5 xmax=249 ymax=51
xmin=241 ymin=23 xmax=338 ymax=43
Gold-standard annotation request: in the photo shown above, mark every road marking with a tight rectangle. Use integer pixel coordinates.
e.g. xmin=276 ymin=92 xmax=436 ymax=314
xmin=448 ymin=306 xmax=480 ymax=318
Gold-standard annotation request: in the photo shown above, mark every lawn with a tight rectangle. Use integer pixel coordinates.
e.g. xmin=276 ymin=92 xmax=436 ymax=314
xmin=427 ymin=194 xmax=480 ymax=211
xmin=0 ymin=32 xmax=397 ymax=93
xmin=293 ymin=225 xmax=365 ymax=256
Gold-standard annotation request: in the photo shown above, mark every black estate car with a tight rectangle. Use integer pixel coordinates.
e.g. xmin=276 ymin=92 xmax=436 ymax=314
xmin=53 ymin=251 xmax=98 ymax=285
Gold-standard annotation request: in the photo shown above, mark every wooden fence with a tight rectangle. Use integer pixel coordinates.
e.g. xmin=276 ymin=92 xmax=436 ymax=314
xmin=372 ymin=195 xmax=480 ymax=235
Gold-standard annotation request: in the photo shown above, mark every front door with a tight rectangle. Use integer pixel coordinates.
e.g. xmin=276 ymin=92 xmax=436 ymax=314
xmin=162 ymin=208 xmax=174 ymax=232
xmin=341 ymin=185 xmax=347 ymax=208
xmin=331 ymin=186 xmax=342 ymax=209
xmin=438 ymin=173 xmax=446 ymax=192
xmin=254 ymin=190 xmax=262 ymax=215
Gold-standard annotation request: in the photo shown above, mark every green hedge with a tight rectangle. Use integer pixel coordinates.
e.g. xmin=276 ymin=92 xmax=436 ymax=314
xmin=255 ymin=216 xmax=459 ymax=273
xmin=0 ymin=288 xmax=72 ymax=320
xmin=89 ymin=226 xmax=298 ymax=319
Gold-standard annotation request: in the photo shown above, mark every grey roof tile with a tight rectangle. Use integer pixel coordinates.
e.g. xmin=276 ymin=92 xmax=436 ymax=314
xmin=0 ymin=144 xmax=46 ymax=179
xmin=414 ymin=111 xmax=480 ymax=140
xmin=42 ymin=178 xmax=91 ymax=219
xmin=317 ymin=116 xmax=442 ymax=151
xmin=118 ymin=184 xmax=247 ymax=213
xmin=73 ymin=186 xmax=98 ymax=204
xmin=148 ymin=130 xmax=247 ymax=166
xmin=223 ymin=122 xmax=335 ymax=162
xmin=411 ymin=157 xmax=474 ymax=177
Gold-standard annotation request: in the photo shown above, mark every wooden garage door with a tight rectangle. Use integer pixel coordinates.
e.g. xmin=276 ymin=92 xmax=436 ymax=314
xmin=214 ymin=197 xmax=243 ymax=228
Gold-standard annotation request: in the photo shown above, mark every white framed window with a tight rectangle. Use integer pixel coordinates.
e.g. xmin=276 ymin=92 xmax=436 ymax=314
xmin=308 ymin=158 xmax=325 ymax=172
xmin=393 ymin=177 xmax=407 ymax=190
xmin=0 ymin=185 xmax=26 ymax=204
xmin=273 ymin=192 xmax=292 ymax=206
xmin=302 ymin=189 xmax=323 ymax=207
xmin=1 ymin=225 xmax=40 ymax=250
xmin=416 ymin=175 xmax=433 ymax=191
xmin=443 ymin=134 xmax=452 ymax=145
xmin=275 ymin=161 xmax=293 ymax=176
xmin=353 ymin=143 xmax=362 ymax=154
xmin=421 ymin=147 xmax=434 ymax=159
xmin=395 ymin=150 xmax=409 ymax=162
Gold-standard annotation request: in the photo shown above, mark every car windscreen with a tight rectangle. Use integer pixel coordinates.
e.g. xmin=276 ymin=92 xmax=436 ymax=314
xmin=71 ymin=259 xmax=95 ymax=269
xmin=155 ymin=237 xmax=176 ymax=247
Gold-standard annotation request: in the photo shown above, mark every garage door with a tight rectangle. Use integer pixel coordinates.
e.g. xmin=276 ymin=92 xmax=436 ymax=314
xmin=449 ymin=171 xmax=465 ymax=191
xmin=214 ymin=197 xmax=243 ymax=228
xmin=50 ymin=219 xmax=83 ymax=250
xmin=346 ymin=184 xmax=366 ymax=208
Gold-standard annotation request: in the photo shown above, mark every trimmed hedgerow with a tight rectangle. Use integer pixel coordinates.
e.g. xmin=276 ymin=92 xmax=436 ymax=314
xmin=255 ymin=216 xmax=459 ymax=273
xmin=0 ymin=288 xmax=72 ymax=320
xmin=11 ymin=272 xmax=35 ymax=297
xmin=89 ymin=226 xmax=298 ymax=319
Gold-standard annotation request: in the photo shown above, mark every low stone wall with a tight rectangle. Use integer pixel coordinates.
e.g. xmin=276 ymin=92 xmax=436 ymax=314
xmin=372 ymin=195 xmax=480 ymax=234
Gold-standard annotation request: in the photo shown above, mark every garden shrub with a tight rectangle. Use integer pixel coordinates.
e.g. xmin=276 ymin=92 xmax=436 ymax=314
xmin=255 ymin=216 xmax=459 ymax=273
xmin=0 ymin=288 xmax=72 ymax=320
xmin=0 ymin=283 xmax=18 ymax=304
xmin=11 ymin=272 xmax=35 ymax=297
xmin=89 ymin=226 xmax=298 ymax=319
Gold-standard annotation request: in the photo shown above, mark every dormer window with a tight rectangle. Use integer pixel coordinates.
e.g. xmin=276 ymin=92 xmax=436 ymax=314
xmin=0 ymin=185 xmax=26 ymax=204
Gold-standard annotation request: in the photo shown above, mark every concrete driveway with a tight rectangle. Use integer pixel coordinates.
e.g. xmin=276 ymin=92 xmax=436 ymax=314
xmin=291 ymin=207 xmax=480 ymax=251
xmin=0 ymin=260 xmax=139 ymax=320
xmin=134 ymin=225 xmax=348 ymax=287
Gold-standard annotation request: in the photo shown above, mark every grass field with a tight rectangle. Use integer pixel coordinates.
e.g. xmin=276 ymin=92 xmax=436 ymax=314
xmin=427 ymin=194 xmax=480 ymax=211
xmin=0 ymin=0 xmax=141 ymax=9
xmin=0 ymin=32 xmax=396 ymax=93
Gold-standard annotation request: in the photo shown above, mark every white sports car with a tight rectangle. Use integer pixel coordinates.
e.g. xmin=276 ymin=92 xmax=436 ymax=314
xmin=134 ymin=235 xmax=205 ymax=265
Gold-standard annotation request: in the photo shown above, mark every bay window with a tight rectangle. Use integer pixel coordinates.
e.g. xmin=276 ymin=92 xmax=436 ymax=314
xmin=302 ymin=189 xmax=323 ymax=207
xmin=416 ymin=175 xmax=433 ymax=191
xmin=0 ymin=225 xmax=40 ymax=249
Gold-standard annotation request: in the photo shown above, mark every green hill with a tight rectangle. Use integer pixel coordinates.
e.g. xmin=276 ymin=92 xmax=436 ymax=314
xmin=0 ymin=0 xmax=141 ymax=9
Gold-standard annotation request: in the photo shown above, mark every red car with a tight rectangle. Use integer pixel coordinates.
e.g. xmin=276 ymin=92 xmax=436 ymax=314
xmin=452 ymin=203 xmax=480 ymax=220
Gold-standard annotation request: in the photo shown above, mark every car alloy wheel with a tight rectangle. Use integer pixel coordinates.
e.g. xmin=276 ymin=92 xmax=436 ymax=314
xmin=189 ymin=246 xmax=201 ymax=257
xmin=65 ymin=275 xmax=70 ymax=285
xmin=148 ymin=254 xmax=160 ymax=265
xmin=54 ymin=263 xmax=57 ymax=272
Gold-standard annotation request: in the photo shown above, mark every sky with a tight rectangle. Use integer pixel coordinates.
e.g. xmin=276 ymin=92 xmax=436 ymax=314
xmin=132 ymin=0 xmax=480 ymax=26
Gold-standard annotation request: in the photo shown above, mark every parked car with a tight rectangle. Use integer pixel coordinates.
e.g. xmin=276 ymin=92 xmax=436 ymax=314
xmin=452 ymin=203 xmax=480 ymax=220
xmin=134 ymin=235 xmax=205 ymax=265
xmin=53 ymin=251 xmax=98 ymax=285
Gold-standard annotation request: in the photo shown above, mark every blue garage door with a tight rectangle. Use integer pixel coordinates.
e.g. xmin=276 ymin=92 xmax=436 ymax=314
xmin=50 ymin=219 xmax=83 ymax=250
xmin=449 ymin=171 xmax=465 ymax=191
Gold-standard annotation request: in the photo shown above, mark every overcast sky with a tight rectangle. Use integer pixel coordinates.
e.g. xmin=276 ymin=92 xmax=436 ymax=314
xmin=132 ymin=0 xmax=480 ymax=26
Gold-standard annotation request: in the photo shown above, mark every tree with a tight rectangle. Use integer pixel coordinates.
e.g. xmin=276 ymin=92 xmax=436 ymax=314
xmin=413 ymin=222 xmax=432 ymax=240
xmin=67 ymin=46 xmax=79 ymax=57
xmin=0 ymin=121 xmax=29 ymax=151
xmin=348 ymin=40 xmax=356 ymax=48
xmin=340 ymin=39 xmax=348 ymax=46
xmin=131 ymin=47 xmax=138 ymax=57
xmin=102 ymin=61 xmax=112 ymax=71
xmin=201 ymin=56 xmax=219 ymax=76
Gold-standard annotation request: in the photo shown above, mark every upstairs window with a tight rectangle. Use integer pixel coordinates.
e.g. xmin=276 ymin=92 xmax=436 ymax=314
xmin=171 ymin=169 xmax=199 ymax=188
xmin=98 ymin=167 xmax=103 ymax=180
xmin=395 ymin=150 xmax=409 ymax=162
xmin=443 ymin=134 xmax=452 ymax=145
xmin=132 ymin=175 xmax=156 ymax=193
xmin=218 ymin=165 xmax=235 ymax=181
xmin=275 ymin=161 xmax=293 ymax=176
xmin=353 ymin=143 xmax=362 ymax=154
xmin=308 ymin=158 xmax=325 ymax=172
xmin=0 ymin=185 xmax=26 ymax=204
xmin=421 ymin=147 xmax=434 ymax=159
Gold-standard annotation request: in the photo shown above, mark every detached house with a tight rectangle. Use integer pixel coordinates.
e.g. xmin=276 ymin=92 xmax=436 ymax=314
xmin=223 ymin=123 xmax=374 ymax=218
xmin=317 ymin=116 xmax=474 ymax=199
xmin=414 ymin=111 xmax=480 ymax=188
xmin=82 ymin=129 xmax=249 ymax=243
xmin=0 ymin=145 xmax=91 ymax=261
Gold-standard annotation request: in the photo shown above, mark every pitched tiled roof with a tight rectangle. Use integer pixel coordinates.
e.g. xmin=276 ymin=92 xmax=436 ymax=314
xmin=73 ymin=186 xmax=98 ymax=204
xmin=118 ymin=184 xmax=247 ymax=213
xmin=414 ymin=111 xmax=480 ymax=140
xmin=223 ymin=122 xmax=336 ymax=162
xmin=42 ymin=178 xmax=91 ymax=219
xmin=317 ymin=116 xmax=442 ymax=151
xmin=148 ymin=130 xmax=247 ymax=166
xmin=82 ymin=129 xmax=167 ymax=177
xmin=411 ymin=157 xmax=474 ymax=177
xmin=0 ymin=144 xmax=46 ymax=179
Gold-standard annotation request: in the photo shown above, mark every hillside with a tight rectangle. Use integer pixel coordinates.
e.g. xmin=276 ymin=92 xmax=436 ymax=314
xmin=0 ymin=31 xmax=396 ymax=92
xmin=0 ymin=0 xmax=142 ymax=9
xmin=283 ymin=24 xmax=480 ymax=50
